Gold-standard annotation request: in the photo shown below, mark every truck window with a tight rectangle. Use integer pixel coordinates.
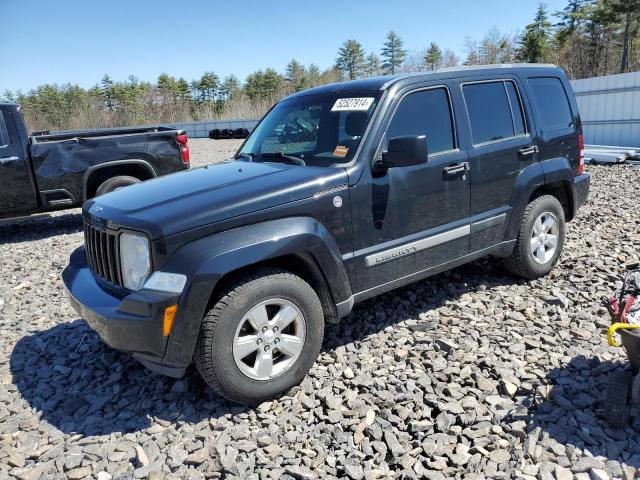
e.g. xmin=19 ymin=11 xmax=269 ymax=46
xmin=0 ymin=112 xmax=9 ymax=148
xmin=528 ymin=77 xmax=574 ymax=133
xmin=463 ymin=81 xmax=521 ymax=145
xmin=386 ymin=87 xmax=455 ymax=155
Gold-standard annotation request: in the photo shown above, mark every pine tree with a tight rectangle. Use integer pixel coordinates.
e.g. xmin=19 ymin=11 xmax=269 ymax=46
xmin=336 ymin=39 xmax=366 ymax=80
xmin=381 ymin=31 xmax=407 ymax=74
xmin=286 ymin=59 xmax=307 ymax=91
xmin=100 ymin=74 xmax=116 ymax=111
xmin=610 ymin=0 xmax=640 ymax=73
xmin=518 ymin=3 xmax=552 ymax=63
xmin=365 ymin=53 xmax=382 ymax=77
xmin=424 ymin=42 xmax=443 ymax=70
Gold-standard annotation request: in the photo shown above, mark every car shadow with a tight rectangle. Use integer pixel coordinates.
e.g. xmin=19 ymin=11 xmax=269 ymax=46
xmin=514 ymin=355 xmax=640 ymax=469
xmin=0 ymin=211 xmax=83 ymax=244
xmin=10 ymin=257 xmax=518 ymax=437
xmin=10 ymin=319 xmax=246 ymax=436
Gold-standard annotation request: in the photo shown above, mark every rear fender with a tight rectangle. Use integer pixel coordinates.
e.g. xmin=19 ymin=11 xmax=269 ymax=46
xmin=504 ymin=158 xmax=575 ymax=240
xmin=161 ymin=217 xmax=351 ymax=367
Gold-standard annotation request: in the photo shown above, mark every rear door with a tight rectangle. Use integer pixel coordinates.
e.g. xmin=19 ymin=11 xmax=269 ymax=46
xmin=0 ymin=108 xmax=39 ymax=216
xmin=526 ymin=76 xmax=579 ymax=173
xmin=456 ymin=76 xmax=539 ymax=251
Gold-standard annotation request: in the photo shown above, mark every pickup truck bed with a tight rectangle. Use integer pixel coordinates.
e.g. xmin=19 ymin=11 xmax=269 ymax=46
xmin=0 ymin=104 xmax=190 ymax=219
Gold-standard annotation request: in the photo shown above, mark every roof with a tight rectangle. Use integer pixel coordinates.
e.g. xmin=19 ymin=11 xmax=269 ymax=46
xmin=287 ymin=63 xmax=560 ymax=98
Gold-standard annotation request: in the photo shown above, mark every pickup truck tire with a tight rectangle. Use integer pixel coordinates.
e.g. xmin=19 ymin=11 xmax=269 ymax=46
xmin=504 ymin=194 xmax=566 ymax=279
xmin=194 ymin=268 xmax=324 ymax=404
xmin=95 ymin=175 xmax=141 ymax=196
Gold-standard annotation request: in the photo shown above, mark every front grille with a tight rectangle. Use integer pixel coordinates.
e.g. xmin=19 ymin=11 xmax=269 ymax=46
xmin=84 ymin=221 xmax=122 ymax=286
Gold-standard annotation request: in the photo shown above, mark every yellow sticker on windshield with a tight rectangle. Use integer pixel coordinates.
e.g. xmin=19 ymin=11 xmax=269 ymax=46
xmin=333 ymin=145 xmax=349 ymax=157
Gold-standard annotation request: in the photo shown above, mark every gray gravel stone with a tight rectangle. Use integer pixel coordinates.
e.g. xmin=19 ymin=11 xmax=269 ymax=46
xmin=1 ymin=150 xmax=639 ymax=478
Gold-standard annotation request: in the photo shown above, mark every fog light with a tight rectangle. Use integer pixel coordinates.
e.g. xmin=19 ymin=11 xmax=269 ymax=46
xmin=163 ymin=305 xmax=178 ymax=336
xmin=143 ymin=272 xmax=187 ymax=294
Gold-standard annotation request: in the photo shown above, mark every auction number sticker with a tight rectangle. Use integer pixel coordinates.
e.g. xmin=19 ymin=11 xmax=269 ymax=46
xmin=331 ymin=97 xmax=374 ymax=111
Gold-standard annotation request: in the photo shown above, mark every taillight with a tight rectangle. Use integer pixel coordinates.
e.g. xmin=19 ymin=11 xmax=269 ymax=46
xmin=577 ymin=132 xmax=584 ymax=175
xmin=176 ymin=132 xmax=190 ymax=166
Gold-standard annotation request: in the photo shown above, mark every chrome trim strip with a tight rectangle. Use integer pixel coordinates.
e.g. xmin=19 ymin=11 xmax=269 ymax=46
xmin=365 ymin=225 xmax=470 ymax=267
xmin=0 ymin=156 xmax=19 ymax=164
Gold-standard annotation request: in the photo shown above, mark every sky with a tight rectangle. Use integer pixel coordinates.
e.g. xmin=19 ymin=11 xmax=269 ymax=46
xmin=0 ymin=0 xmax=568 ymax=93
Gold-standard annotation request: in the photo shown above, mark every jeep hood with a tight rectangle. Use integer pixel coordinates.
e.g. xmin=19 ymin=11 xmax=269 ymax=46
xmin=84 ymin=160 xmax=349 ymax=239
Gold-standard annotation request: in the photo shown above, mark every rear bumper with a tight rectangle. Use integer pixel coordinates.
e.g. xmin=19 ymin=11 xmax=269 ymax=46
xmin=62 ymin=246 xmax=187 ymax=377
xmin=574 ymin=173 xmax=590 ymax=212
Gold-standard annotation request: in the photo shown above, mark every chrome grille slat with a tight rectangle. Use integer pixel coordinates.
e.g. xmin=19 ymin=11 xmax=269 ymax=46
xmin=84 ymin=219 xmax=122 ymax=287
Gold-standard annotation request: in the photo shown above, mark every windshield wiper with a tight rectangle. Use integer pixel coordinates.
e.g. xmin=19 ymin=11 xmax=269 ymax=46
xmin=234 ymin=152 xmax=255 ymax=162
xmin=257 ymin=152 xmax=306 ymax=166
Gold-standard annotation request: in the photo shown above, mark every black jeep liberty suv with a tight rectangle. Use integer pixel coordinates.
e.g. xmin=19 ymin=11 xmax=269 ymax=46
xmin=63 ymin=64 xmax=590 ymax=403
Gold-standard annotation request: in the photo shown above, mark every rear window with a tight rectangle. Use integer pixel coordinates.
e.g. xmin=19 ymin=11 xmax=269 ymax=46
xmin=463 ymin=81 xmax=527 ymax=145
xmin=0 ymin=113 xmax=9 ymax=148
xmin=386 ymin=87 xmax=455 ymax=155
xmin=529 ymin=77 xmax=574 ymax=132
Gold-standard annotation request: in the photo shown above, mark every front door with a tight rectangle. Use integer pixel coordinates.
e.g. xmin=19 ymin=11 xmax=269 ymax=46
xmin=0 ymin=109 xmax=38 ymax=217
xmin=349 ymin=84 xmax=471 ymax=294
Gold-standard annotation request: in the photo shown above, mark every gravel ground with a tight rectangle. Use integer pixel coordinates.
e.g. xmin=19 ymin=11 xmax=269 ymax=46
xmin=1 ymin=138 xmax=640 ymax=480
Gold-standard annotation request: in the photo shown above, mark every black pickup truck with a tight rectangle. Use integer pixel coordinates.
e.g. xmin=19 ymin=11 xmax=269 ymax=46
xmin=0 ymin=103 xmax=190 ymax=219
xmin=64 ymin=64 xmax=590 ymax=403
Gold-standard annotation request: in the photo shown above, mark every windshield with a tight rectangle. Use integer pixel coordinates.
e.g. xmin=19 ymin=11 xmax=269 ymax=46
xmin=239 ymin=92 xmax=381 ymax=167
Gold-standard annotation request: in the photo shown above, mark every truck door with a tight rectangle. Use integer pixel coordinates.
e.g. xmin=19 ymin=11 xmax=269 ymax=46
xmin=456 ymin=76 xmax=539 ymax=252
xmin=0 ymin=108 xmax=39 ymax=217
xmin=349 ymin=83 xmax=471 ymax=293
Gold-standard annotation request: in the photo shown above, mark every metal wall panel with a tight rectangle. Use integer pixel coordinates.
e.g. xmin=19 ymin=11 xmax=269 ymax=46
xmin=571 ymin=71 xmax=640 ymax=147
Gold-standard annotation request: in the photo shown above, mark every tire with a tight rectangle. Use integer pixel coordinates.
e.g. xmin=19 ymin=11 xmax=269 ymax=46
xmin=504 ymin=195 xmax=566 ymax=279
xmin=95 ymin=175 xmax=141 ymax=196
xmin=194 ymin=268 xmax=324 ymax=404
xmin=603 ymin=370 xmax=631 ymax=429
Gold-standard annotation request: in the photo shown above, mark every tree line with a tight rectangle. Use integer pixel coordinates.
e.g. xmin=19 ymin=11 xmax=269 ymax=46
xmin=3 ymin=0 xmax=638 ymax=133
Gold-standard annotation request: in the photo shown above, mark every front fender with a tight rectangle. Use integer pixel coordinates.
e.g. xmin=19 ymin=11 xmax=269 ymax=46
xmin=161 ymin=217 xmax=351 ymax=367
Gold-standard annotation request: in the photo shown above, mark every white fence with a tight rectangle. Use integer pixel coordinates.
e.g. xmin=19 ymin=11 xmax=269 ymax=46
xmin=571 ymin=71 xmax=640 ymax=147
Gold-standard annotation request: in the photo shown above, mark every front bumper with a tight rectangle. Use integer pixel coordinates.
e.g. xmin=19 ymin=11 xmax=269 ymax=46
xmin=62 ymin=246 xmax=187 ymax=377
xmin=574 ymin=173 xmax=590 ymax=211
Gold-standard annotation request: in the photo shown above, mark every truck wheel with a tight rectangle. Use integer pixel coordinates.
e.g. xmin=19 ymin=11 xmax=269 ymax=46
xmin=195 ymin=268 xmax=324 ymax=404
xmin=95 ymin=175 xmax=140 ymax=196
xmin=504 ymin=194 xmax=565 ymax=279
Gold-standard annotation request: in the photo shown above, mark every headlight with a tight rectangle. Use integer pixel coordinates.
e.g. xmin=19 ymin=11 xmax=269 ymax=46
xmin=120 ymin=232 xmax=151 ymax=290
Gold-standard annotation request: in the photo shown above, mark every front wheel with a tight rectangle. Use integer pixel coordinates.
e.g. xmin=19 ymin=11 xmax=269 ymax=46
xmin=194 ymin=268 xmax=324 ymax=403
xmin=505 ymin=194 xmax=566 ymax=279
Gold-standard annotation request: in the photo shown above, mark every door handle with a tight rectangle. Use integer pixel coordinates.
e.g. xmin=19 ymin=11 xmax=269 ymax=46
xmin=443 ymin=162 xmax=470 ymax=176
xmin=518 ymin=145 xmax=539 ymax=157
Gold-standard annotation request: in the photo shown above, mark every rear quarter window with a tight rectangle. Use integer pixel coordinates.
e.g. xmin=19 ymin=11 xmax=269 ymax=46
xmin=528 ymin=77 xmax=574 ymax=133
xmin=0 ymin=112 xmax=9 ymax=148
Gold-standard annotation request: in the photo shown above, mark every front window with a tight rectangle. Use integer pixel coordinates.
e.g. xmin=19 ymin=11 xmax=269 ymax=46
xmin=239 ymin=92 xmax=381 ymax=167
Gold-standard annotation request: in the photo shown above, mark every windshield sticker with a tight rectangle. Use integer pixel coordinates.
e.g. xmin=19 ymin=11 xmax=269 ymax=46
xmin=331 ymin=97 xmax=375 ymax=112
xmin=333 ymin=145 xmax=349 ymax=157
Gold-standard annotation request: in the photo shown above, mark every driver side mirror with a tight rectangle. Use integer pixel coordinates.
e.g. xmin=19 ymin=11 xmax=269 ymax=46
xmin=378 ymin=135 xmax=428 ymax=170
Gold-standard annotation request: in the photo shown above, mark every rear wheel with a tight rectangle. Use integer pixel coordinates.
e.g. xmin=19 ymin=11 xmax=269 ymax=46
xmin=505 ymin=195 xmax=565 ymax=279
xmin=194 ymin=268 xmax=324 ymax=403
xmin=95 ymin=175 xmax=140 ymax=196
